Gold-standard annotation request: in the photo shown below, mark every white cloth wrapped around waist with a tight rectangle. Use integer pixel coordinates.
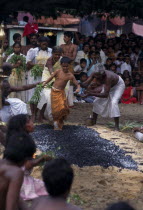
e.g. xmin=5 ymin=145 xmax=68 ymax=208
xmin=0 ymin=98 xmax=27 ymax=122
xmin=93 ymin=76 xmax=125 ymax=118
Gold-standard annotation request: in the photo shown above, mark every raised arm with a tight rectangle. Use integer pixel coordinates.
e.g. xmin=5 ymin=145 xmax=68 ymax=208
xmin=43 ymin=70 xmax=58 ymax=85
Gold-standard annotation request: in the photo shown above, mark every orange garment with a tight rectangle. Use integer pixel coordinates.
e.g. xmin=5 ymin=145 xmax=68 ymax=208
xmin=51 ymin=88 xmax=69 ymax=128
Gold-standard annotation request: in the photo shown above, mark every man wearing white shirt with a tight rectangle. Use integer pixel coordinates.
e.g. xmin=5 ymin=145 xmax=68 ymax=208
xmin=95 ymin=40 xmax=106 ymax=64
xmin=121 ymin=55 xmax=132 ymax=75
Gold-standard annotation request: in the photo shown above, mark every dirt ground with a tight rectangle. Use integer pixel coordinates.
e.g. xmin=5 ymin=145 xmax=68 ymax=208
xmin=1 ymin=103 xmax=143 ymax=210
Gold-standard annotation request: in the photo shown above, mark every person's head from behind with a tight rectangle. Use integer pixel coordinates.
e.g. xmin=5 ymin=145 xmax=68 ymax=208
xmin=80 ymin=72 xmax=88 ymax=82
xmin=38 ymin=36 xmax=50 ymax=50
xmin=13 ymin=42 xmax=21 ymax=54
xmin=2 ymin=63 xmax=12 ymax=76
xmin=64 ymin=31 xmax=73 ymax=44
xmin=13 ymin=33 xmax=21 ymax=43
xmin=4 ymin=132 xmax=36 ymax=166
xmin=83 ymin=42 xmax=90 ymax=53
xmin=106 ymin=201 xmax=135 ymax=210
xmin=110 ymin=63 xmax=117 ymax=73
xmin=42 ymin=158 xmax=74 ymax=198
xmin=60 ymin=57 xmax=71 ymax=73
xmin=23 ymin=16 xmax=29 ymax=23
xmin=80 ymin=58 xmax=87 ymax=69
xmin=29 ymin=33 xmax=38 ymax=46
xmin=52 ymin=46 xmax=63 ymax=62
xmin=6 ymin=114 xmax=34 ymax=145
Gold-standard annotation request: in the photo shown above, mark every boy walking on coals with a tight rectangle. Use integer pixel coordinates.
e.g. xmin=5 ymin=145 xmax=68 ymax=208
xmin=43 ymin=57 xmax=80 ymax=130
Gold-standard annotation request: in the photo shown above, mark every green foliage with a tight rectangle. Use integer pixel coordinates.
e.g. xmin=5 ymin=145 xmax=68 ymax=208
xmin=8 ymin=54 xmax=26 ymax=79
xmin=107 ymin=121 xmax=143 ymax=131
xmin=31 ymin=65 xmax=43 ymax=80
xmin=5 ymin=48 xmax=13 ymax=56
xmin=67 ymin=193 xmax=86 ymax=205
xmin=29 ymin=83 xmax=43 ymax=104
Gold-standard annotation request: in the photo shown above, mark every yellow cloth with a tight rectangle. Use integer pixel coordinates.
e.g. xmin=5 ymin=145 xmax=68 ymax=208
xmin=8 ymin=68 xmax=26 ymax=102
xmin=51 ymin=88 xmax=69 ymax=123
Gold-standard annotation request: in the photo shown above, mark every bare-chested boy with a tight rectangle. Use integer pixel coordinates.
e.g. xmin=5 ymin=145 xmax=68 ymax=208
xmin=81 ymin=65 xmax=125 ymax=130
xmin=30 ymin=158 xmax=81 ymax=210
xmin=0 ymin=132 xmax=36 ymax=210
xmin=43 ymin=57 xmax=80 ymax=130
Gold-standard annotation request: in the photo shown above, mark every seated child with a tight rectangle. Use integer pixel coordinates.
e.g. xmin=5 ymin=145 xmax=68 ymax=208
xmin=30 ymin=158 xmax=81 ymax=210
xmin=6 ymin=114 xmax=52 ymax=200
xmin=74 ymin=58 xmax=87 ymax=80
xmin=0 ymin=132 xmax=36 ymax=210
xmin=121 ymin=77 xmax=138 ymax=104
xmin=109 ymin=63 xmax=117 ymax=74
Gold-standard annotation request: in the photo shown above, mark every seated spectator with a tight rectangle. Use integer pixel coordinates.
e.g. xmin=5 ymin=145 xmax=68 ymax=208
xmin=121 ymin=55 xmax=132 ymax=76
xmin=104 ymin=58 xmax=112 ymax=70
xmin=75 ymin=73 xmax=95 ymax=103
xmin=86 ymin=51 xmax=101 ymax=76
xmin=75 ymin=42 xmax=90 ymax=64
xmin=74 ymin=58 xmax=87 ymax=80
xmin=106 ymin=201 xmax=135 ymax=210
xmin=114 ymin=53 xmax=124 ymax=74
xmin=121 ymin=77 xmax=138 ymax=104
xmin=30 ymin=158 xmax=81 ymax=210
xmin=122 ymin=70 xmax=131 ymax=80
xmin=109 ymin=63 xmax=117 ymax=74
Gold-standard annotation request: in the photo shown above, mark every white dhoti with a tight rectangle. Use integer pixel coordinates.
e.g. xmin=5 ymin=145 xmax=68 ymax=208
xmin=93 ymin=77 xmax=125 ymax=118
xmin=0 ymin=98 xmax=28 ymax=122
xmin=134 ymin=132 xmax=143 ymax=142
xmin=37 ymin=88 xmax=53 ymax=122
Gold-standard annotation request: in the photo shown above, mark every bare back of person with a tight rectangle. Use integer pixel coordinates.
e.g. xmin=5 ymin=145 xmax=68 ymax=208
xmin=0 ymin=159 xmax=23 ymax=210
xmin=53 ymin=69 xmax=74 ymax=90
xmin=103 ymin=70 xmax=119 ymax=88
xmin=31 ymin=196 xmax=81 ymax=210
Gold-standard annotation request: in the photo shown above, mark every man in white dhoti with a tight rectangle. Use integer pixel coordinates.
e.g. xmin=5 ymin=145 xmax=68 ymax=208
xmin=81 ymin=65 xmax=125 ymax=130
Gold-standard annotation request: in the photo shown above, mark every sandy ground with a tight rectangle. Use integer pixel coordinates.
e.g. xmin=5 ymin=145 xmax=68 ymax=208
xmin=1 ymin=103 xmax=143 ymax=209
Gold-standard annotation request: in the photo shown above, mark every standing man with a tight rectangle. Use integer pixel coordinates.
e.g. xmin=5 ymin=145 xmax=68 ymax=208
xmin=82 ymin=65 xmax=125 ymax=130
xmin=60 ymin=32 xmax=78 ymax=107
xmin=21 ymin=33 xmax=38 ymax=55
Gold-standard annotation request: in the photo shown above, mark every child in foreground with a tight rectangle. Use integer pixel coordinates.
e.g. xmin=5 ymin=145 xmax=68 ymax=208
xmin=43 ymin=57 xmax=80 ymax=130
xmin=0 ymin=132 xmax=36 ymax=210
xmin=30 ymin=158 xmax=81 ymax=210
xmin=6 ymin=114 xmax=52 ymax=200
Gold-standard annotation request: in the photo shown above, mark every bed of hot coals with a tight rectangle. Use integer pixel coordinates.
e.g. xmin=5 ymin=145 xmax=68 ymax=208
xmin=32 ymin=124 xmax=137 ymax=170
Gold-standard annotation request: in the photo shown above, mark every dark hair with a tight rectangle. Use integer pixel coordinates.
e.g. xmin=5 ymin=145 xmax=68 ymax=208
xmin=13 ymin=33 xmax=21 ymax=41
xmin=2 ymin=63 xmax=12 ymax=76
xmin=38 ymin=36 xmax=50 ymax=43
xmin=110 ymin=63 xmax=117 ymax=68
xmin=106 ymin=202 xmax=135 ymax=210
xmin=64 ymin=31 xmax=73 ymax=39
xmin=80 ymin=58 xmax=87 ymax=64
xmin=4 ymin=132 xmax=36 ymax=164
xmin=6 ymin=114 xmax=31 ymax=146
xmin=60 ymin=57 xmax=71 ymax=64
xmin=80 ymin=72 xmax=88 ymax=79
xmin=23 ymin=16 xmax=29 ymax=22
xmin=13 ymin=42 xmax=21 ymax=48
xmin=52 ymin=46 xmax=63 ymax=54
xmin=89 ymin=50 xmax=96 ymax=57
xmin=82 ymin=42 xmax=90 ymax=50
xmin=29 ymin=33 xmax=38 ymax=39
xmin=42 ymin=158 xmax=74 ymax=197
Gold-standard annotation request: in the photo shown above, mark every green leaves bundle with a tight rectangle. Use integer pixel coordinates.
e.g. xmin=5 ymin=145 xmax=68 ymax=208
xmin=5 ymin=48 xmax=13 ymax=56
xmin=31 ymin=64 xmax=43 ymax=80
xmin=8 ymin=54 xmax=26 ymax=79
xmin=29 ymin=83 xmax=43 ymax=104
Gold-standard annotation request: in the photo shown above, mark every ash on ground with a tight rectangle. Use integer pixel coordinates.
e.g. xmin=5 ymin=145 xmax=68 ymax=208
xmin=32 ymin=124 xmax=137 ymax=170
